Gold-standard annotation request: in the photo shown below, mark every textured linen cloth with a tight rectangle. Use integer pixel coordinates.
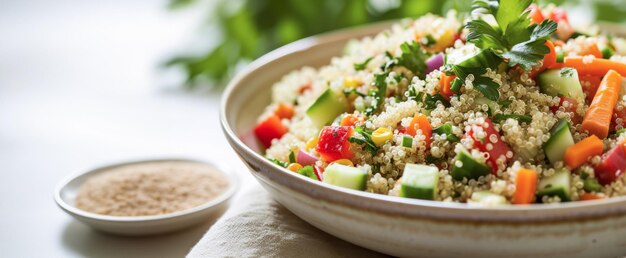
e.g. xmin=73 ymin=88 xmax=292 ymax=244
xmin=187 ymin=185 xmax=388 ymax=258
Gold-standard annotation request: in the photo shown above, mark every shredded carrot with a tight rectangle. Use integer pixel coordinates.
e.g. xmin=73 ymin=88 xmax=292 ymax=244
xmin=580 ymin=193 xmax=605 ymax=201
xmin=542 ymin=40 xmax=557 ymax=70
xmin=440 ymin=73 xmax=456 ymax=99
xmin=582 ymin=70 xmax=623 ymax=138
xmin=581 ymin=44 xmax=603 ymax=59
xmin=564 ymin=135 xmax=604 ymax=169
xmin=512 ymin=168 xmax=538 ymax=205
xmin=340 ymin=114 xmax=359 ymax=127
xmin=563 ymin=57 xmax=626 ymax=77
xmin=580 ymin=75 xmax=602 ymax=104
xmin=406 ymin=114 xmax=432 ymax=147
xmin=275 ymin=103 xmax=295 ymax=119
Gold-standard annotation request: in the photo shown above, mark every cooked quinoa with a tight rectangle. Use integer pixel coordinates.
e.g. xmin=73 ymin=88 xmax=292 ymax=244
xmin=252 ymin=2 xmax=626 ymax=205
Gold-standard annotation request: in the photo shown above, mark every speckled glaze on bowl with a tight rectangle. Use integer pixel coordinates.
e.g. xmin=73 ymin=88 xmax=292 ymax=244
xmin=221 ymin=22 xmax=626 ymax=257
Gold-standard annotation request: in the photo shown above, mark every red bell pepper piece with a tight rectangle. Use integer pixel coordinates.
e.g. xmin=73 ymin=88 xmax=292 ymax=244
xmin=595 ymin=141 xmax=626 ymax=185
xmin=466 ymin=118 xmax=513 ymax=174
xmin=254 ymin=114 xmax=288 ymax=148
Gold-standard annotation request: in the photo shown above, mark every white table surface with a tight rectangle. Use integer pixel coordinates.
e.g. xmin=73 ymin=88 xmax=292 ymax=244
xmin=0 ymin=0 xmax=255 ymax=257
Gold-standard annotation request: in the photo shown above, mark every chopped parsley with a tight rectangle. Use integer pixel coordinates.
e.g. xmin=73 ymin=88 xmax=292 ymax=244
xmin=493 ymin=114 xmax=532 ymax=124
xmin=424 ymin=93 xmax=451 ymax=110
xmin=364 ymin=73 xmax=388 ymax=116
xmin=432 ymin=123 xmax=460 ymax=142
xmin=348 ymin=126 xmax=379 ymax=155
xmin=343 ymin=88 xmax=366 ymax=97
xmin=268 ymin=158 xmax=288 ymax=168
xmin=297 ymin=166 xmax=318 ymax=180
xmin=395 ymin=41 xmax=428 ymax=78
xmin=452 ymin=65 xmax=500 ymax=101
xmin=354 ymin=57 xmax=373 ymax=71
xmin=560 ymin=67 xmax=575 ymax=77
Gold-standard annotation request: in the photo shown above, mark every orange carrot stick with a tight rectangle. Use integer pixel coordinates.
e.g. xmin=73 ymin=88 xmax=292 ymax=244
xmin=564 ymin=57 xmax=626 ymax=77
xmin=580 ymin=193 xmax=605 ymax=201
xmin=407 ymin=114 xmax=432 ymax=147
xmin=564 ymin=135 xmax=604 ymax=169
xmin=582 ymin=70 xmax=623 ymax=138
xmin=440 ymin=73 xmax=456 ymax=99
xmin=513 ymin=168 xmax=538 ymax=205
xmin=542 ymin=40 xmax=557 ymax=70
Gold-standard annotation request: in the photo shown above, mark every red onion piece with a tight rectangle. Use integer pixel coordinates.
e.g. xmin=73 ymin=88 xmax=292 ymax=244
xmin=297 ymin=150 xmax=319 ymax=166
xmin=425 ymin=53 xmax=444 ymax=75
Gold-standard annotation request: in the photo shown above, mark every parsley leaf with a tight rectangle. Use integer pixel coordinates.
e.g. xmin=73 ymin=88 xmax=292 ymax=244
xmin=468 ymin=0 xmax=557 ymax=70
xmin=452 ymin=65 xmax=500 ymax=101
xmin=268 ymin=158 xmax=288 ymax=168
xmin=396 ymin=41 xmax=428 ymax=78
xmin=354 ymin=57 xmax=373 ymax=71
xmin=432 ymin=123 xmax=460 ymax=142
xmin=365 ymin=73 xmax=388 ymax=116
xmin=348 ymin=126 xmax=379 ymax=156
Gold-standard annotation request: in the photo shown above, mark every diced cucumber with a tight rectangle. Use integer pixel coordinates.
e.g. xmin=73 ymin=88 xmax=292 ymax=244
xmin=543 ymin=119 xmax=575 ymax=164
xmin=470 ymin=191 xmax=507 ymax=206
xmin=537 ymin=168 xmax=572 ymax=202
xmin=399 ymin=164 xmax=439 ymax=200
xmin=402 ymin=136 xmax=413 ymax=148
xmin=456 ymin=49 xmax=499 ymax=69
xmin=602 ymin=46 xmax=614 ymax=59
xmin=556 ymin=51 xmax=565 ymax=63
xmin=474 ymin=96 xmax=498 ymax=114
xmin=583 ymin=178 xmax=602 ymax=192
xmin=451 ymin=148 xmax=491 ymax=181
xmin=306 ymin=88 xmax=347 ymax=128
xmin=538 ymin=68 xmax=584 ymax=101
xmin=323 ymin=163 xmax=367 ymax=190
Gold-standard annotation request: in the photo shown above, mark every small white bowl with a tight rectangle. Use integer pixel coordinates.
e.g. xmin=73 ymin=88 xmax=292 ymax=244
xmin=54 ymin=158 xmax=238 ymax=236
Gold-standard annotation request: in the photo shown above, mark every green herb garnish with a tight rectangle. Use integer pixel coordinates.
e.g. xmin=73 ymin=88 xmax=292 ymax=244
xmin=583 ymin=178 xmax=602 ymax=192
xmin=395 ymin=41 xmax=428 ymax=78
xmin=432 ymin=123 xmax=460 ymax=142
xmin=343 ymin=88 xmax=366 ymax=97
xmin=365 ymin=73 xmax=388 ymax=116
xmin=469 ymin=0 xmax=557 ymax=70
xmin=348 ymin=126 xmax=379 ymax=155
xmin=493 ymin=114 xmax=532 ymax=123
xmin=354 ymin=57 xmax=373 ymax=71
xmin=268 ymin=158 xmax=288 ymax=168
xmin=297 ymin=166 xmax=318 ymax=180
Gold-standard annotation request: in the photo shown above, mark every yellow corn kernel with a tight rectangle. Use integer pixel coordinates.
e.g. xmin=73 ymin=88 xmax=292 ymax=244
xmin=332 ymin=159 xmax=354 ymax=167
xmin=287 ymin=163 xmax=303 ymax=172
xmin=306 ymin=137 xmax=319 ymax=150
xmin=372 ymin=127 xmax=393 ymax=146
xmin=344 ymin=77 xmax=362 ymax=88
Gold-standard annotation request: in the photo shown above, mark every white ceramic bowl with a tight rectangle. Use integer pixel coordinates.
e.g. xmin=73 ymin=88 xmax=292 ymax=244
xmin=54 ymin=158 xmax=238 ymax=236
xmin=221 ymin=22 xmax=626 ymax=257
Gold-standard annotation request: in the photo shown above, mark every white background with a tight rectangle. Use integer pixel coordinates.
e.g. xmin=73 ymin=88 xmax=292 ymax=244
xmin=0 ymin=0 xmax=250 ymax=257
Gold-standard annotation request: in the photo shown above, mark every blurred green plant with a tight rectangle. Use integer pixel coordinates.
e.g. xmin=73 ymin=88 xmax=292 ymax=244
xmin=166 ymin=0 xmax=626 ymax=89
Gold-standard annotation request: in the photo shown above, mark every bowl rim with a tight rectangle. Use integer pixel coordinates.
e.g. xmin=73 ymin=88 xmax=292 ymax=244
xmin=220 ymin=21 xmax=626 ymax=222
xmin=54 ymin=158 xmax=239 ymax=223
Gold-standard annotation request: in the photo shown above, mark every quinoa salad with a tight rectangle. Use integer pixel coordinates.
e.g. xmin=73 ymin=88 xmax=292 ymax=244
xmin=252 ymin=0 xmax=626 ymax=205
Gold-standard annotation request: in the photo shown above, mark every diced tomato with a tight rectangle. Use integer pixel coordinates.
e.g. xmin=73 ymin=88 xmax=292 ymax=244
xmin=528 ymin=4 xmax=545 ymax=24
xmin=316 ymin=126 xmax=354 ymax=162
xmin=580 ymin=75 xmax=602 ymax=104
xmin=612 ymin=107 xmax=626 ymax=131
xmin=254 ymin=114 xmax=288 ymax=148
xmin=275 ymin=103 xmax=294 ymax=119
xmin=549 ymin=96 xmax=580 ymax=124
xmin=466 ymin=118 xmax=513 ymax=174
xmin=595 ymin=141 xmax=626 ymax=185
